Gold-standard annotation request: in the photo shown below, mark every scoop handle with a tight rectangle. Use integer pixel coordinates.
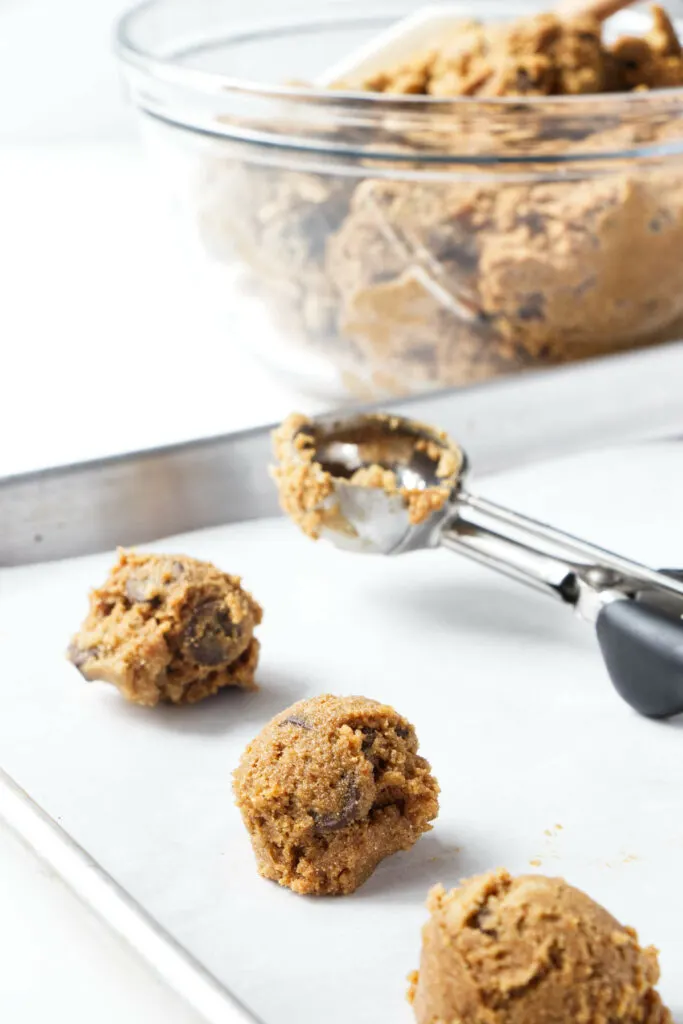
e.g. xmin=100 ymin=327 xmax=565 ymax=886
xmin=439 ymin=506 xmax=580 ymax=605
xmin=596 ymin=600 xmax=683 ymax=719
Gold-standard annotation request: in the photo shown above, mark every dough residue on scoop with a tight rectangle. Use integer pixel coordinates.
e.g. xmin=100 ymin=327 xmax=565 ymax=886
xmin=271 ymin=413 xmax=339 ymax=540
xmin=271 ymin=412 xmax=462 ymax=539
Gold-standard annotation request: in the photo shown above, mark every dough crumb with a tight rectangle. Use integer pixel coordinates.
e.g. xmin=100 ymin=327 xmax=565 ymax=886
xmin=271 ymin=413 xmax=337 ymax=540
xmin=68 ymin=550 xmax=262 ymax=707
xmin=234 ymin=694 xmax=440 ymax=895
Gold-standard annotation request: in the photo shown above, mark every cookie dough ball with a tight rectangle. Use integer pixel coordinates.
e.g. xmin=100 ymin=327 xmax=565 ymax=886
xmin=68 ymin=550 xmax=262 ymax=707
xmin=233 ymin=695 xmax=440 ymax=895
xmin=410 ymin=870 xmax=671 ymax=1024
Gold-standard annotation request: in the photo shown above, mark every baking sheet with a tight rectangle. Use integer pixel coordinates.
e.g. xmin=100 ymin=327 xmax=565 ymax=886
xmin=1 ymin=442 xmax=682 ymax=1022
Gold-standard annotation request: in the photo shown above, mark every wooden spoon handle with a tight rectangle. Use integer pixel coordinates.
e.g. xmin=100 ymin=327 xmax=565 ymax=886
xmin=556 ymin=0 xmax=634 ymax=20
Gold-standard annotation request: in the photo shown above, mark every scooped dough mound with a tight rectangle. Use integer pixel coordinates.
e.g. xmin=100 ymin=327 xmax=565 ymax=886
xmin=409 ymin=869 xmax=671 ymax=1024
xmin=233 ymin=694 xmax=440 ymax=895
xmin=68 ymin=549 xmax=262 ymax=707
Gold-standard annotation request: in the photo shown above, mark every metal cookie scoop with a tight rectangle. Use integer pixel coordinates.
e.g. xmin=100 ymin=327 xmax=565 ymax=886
xmin=273 ymin=412 xmax=683 ymax=720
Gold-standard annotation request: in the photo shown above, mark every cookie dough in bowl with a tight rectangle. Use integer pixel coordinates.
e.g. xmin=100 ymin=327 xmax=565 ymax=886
xmin=327 ymin=169 xmax=683 ymax=378
xmin=118 ymin=1 xmax=683 ymax=402
xmin=409 ymin=869 xmax=671 ymax=1024
xmin=233 ymin=695 xmax=440 ymax=895
xmin=68 ymin=550 xmax=262 ymax=707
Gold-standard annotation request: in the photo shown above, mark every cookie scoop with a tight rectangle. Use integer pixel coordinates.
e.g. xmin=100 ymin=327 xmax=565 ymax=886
xmin=273 ymin=411 xmax=683 ymax=719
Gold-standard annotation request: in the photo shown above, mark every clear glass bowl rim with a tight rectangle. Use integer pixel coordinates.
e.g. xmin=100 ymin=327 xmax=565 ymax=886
xmin=114 ymin=1 xmax=683 ymax=166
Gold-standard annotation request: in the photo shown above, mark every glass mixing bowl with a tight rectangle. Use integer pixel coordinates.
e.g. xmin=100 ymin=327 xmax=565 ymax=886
xmin=116 ymin=0 xmax=683 ymax=402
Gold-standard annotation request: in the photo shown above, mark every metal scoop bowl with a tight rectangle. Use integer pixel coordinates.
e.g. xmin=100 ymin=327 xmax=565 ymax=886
xmin=278 ymin=412 xmax=683 ymax=719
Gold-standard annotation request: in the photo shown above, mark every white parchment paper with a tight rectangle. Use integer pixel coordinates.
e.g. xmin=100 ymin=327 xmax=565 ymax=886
xmin=1 ymin=443 xmax=682 ymax=1023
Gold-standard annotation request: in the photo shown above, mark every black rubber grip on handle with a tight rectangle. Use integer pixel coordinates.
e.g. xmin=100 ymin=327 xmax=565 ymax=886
xmin=596 ymin=600 xmax=683 ymax=719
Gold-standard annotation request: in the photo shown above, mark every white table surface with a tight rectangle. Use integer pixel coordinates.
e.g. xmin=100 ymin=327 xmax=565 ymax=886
xmin=0 ymin=0 xmax=327 ymax=481
xmin=0 ymin=821 xmax=205 ymax=1023
xmin=2 ymin=0 xmax=681 ymax=1020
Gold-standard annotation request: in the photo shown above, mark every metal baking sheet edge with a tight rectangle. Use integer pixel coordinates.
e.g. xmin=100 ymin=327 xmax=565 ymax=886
xmin=0 ymin=768 xmax=262 ymax=1024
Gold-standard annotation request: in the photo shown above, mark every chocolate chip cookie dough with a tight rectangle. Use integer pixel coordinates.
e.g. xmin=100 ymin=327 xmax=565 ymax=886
xmin=363 ymin=5 xmax=683 ymax=97
xmin=68 ymin=550 xmax=262 ymax=706
xmin=198 ymin=5 xmax=683 ymax=399
xmin=233 ymin=695 xmax=439 ymax=895
xmin=271 ymin=412 xmax=462 ymax=540
xmin=409 ymin=869 xmax=671 ymax=1024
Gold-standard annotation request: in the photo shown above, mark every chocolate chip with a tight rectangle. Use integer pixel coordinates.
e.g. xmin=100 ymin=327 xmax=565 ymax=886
xmin=517 ymin=293 xmax=544 ymax=321
xmin=361 ymin=728 xmax=376 ymax=752
xmin=183 ymin=600 xmax=242 ymax=666
xmin=431 ymin=225 xmax=479 ymax=273
xmin=518 ymin=211 xmax=545 ymax=236
xmin=68 ymin=643 xmax=98 ymax=670
xmin=395 ymin=726 xmax=410 ymax=739
xmin=280 ymin=715 xmax=313 ymax=730
xmin=472 ymin=909 xmax=498 ymax=939
xmin=515 ymin=68 xmax=533 ymax=93
xmin=312 ymin=778 xmax=362 ymax=834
